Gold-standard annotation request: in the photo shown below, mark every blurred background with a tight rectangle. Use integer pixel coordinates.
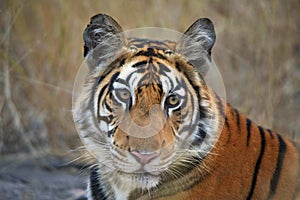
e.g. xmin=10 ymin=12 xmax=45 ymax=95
xmin=0 ymin=0 xmax=299 ymax=178
xmin=0 ymin=0 xmax=299 ymax=199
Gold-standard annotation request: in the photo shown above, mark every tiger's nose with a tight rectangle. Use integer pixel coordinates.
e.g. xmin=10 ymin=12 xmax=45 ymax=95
xmin=130 ymin=151 xmax=159 ymax=165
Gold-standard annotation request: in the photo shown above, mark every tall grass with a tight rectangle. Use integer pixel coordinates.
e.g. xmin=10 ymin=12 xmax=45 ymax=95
xmin=0 ymin=0 xmax=299 ymax=155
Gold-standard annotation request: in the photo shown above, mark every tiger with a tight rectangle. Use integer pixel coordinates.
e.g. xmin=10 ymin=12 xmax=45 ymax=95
xmin=73 ymin=13 xmax=300 ymax=200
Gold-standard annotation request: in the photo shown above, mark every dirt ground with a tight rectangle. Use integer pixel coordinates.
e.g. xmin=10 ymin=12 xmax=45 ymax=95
xmin=0 ymin=154 xmax=87 ymax=200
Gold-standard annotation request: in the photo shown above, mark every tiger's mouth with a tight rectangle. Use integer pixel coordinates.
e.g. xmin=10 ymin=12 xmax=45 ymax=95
xmin=118 ymin=170 xmax=160 ymax=178
xmin=110 ymin=146 xmax=177 ymax=176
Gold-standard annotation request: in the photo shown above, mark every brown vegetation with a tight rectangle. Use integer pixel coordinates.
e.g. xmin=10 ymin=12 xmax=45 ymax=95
xmin=0 ymin=0 xmax=299 ymax=156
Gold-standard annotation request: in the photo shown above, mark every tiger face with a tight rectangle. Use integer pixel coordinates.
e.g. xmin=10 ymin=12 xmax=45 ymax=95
xmin=74 ymin=14 xmax=222 ymax=191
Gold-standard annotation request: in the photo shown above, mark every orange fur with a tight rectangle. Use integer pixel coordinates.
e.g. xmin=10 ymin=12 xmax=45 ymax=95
xmin=129 ymin=97 xmax=299 ymax=200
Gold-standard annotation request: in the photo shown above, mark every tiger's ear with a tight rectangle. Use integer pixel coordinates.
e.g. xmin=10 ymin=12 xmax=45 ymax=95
xmin=83 ymin=14 xmax=126 ymax=70
xmin=176 ymin=18 xmax=216 ymax=76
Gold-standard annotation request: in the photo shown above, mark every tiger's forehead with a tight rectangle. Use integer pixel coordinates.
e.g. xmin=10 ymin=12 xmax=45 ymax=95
xmin=111 ymin=38 xmax=187 ymax=92
xmin=117 ymin=58 xmax=179 ymax=91
xmin=127 ymin=38 xmax=176 ymax=51
xmin=122 ymin=38 xmax=178 ymax=72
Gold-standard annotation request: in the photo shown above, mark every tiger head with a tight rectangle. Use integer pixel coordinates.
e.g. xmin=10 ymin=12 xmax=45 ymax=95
xmin=73 ymin=14 xmax=223 ymax=191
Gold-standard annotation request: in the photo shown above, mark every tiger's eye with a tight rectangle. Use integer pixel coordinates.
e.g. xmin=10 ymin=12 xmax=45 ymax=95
xmin=115 ymin=89 xmax=130 ymax=102
xmin=166 ymin=94 xmax=180 ymax=108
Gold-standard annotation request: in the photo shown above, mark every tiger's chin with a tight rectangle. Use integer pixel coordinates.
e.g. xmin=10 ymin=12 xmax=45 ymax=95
xmin=113 ymin=171 xmax=161 ymax=190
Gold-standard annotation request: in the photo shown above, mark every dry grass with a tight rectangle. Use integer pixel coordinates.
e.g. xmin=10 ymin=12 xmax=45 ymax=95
xmin=0 ymin=0 xmax=299 ymax=155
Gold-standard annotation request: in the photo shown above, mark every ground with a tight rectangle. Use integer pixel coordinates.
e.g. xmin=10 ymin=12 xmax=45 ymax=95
xmin=0 ymin=154 xmax=87 ymax=200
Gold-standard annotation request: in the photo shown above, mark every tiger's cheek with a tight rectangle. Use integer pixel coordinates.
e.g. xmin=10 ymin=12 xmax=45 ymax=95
xmin=168 ymin=110 xmax=182 ymax=130
xmin=112 ymin=128 xmax=130 ymax=151
xmin=156 ymin=123 xmax=176 ymax=158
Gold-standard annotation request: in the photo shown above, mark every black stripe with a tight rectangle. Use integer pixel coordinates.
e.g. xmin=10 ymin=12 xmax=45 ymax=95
xmin=175 ymin=61 xmax=182 ymax=72
xmin=96 ymin=72 xmax=120 ymax=118
xmin=84 ymin=45 xmax=89 ymax=57
xmin=132 ymin=60 xmax=148 ymax=68
xmin=157 ymin=62 xmax=171 ymax=74
xmin=215 ymin=94 xmax=229 ymax=128
xmin=88 ymin=75 xmax=106 ymax=114
xmin=131 ymin=43 xmax=146 ymax=48
xmin=97 ymin=84 xmax=108 ymax=117
xmin=267 ymin=134 xmax=287 ymax=199
xmin=225 ymin=117 xmax=230 ymax=130
xmin=246 ymin=126 xmax=266 ymax=200
xmin=104 ymin=100 xmax=112 ymax=112
xmin=215 ymin=95 xmax=225 ymax=118
xmin=191 ymin=125 xmax=207 ymax=146
xmin=135 ymin=49 xmax=167 ymax=60
xmin=119 ymin=58 xmax=126 ymax=67
xmin=97 ymin=115 xmax=113 ymax=124
xmin=157 ymin=84 xmax=164 ymax=97
xmin=90 ymin=166 xmax=108 ymax=200
xmin=181 ymin=71 xmax=204 ymax=119
xmin=234 ymin=108 xmax=241 ymax=133
xmin=267 ymin=128 xmax=274 ymax=139
xmin=246 ymin=118 xmax=252 ymax=146
xmin=108 ymin=126 xmax=116 ymax=137
xmin=115 ymin=78 xmax=129 ymax=87
xmin=108 ymin=72 xmax=120 ymax=91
